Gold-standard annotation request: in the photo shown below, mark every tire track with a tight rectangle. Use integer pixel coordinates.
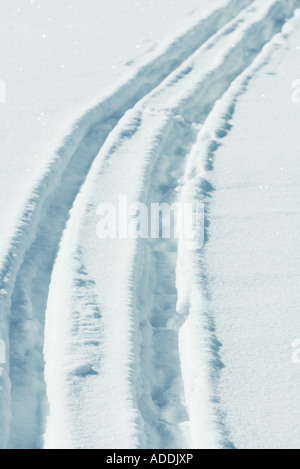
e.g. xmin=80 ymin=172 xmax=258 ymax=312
xmin=0 ymin=0 xmax=254 ymax=449
xmin=121 ymin=0 xmax=299 ymax=449
xmin=44 ymin=0 xmax=298 ymax=449
xmin=1 ymin=0 xmax=297 ymax=449
xmin=177 ymin=7 xmax=300 ymax=449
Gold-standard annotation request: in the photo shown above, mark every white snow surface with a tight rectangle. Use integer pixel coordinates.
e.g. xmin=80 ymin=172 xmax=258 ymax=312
xmin=0 ymin=0 xmax=217 ymax=255
xmin=1 ymin=0 xmax=300 ymax=450
xmin=203 ymin=20 xmax=300 ymax=450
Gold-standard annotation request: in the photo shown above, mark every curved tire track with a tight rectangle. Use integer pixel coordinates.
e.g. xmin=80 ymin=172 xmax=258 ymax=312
xmin=0 ymin=1 xmax=255 ymax=449
xmin=0 ymin=0 xmax=298 ymax=449
xmin=44 ymin=0 xmax=298 ymax=449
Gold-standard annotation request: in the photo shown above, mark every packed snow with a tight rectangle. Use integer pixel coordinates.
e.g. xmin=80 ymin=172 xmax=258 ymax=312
xmin=1 ymin=0 xmax=300 ymax=450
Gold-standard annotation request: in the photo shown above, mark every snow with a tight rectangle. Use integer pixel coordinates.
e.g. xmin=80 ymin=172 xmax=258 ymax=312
xmin=1 ymin=0 xmax=300 ymax=450
xmin=0 ymin=0 xmax=215 ymax=257
xmin=203 ymin=18 xmax=300 ymax=449
xmin=0 ymin=0 xmax=231 ymax=449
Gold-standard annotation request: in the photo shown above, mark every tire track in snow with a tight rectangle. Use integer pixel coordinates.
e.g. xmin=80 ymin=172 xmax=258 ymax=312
xmin=0 ymin=0 xmax=297 ymax=450
xmin=177 ymin=8 xmax=300 ymax=450
xmin=0 ymin=0 xmax=254 ymax=449
xmin=121 ymin=0 xmax=299 ymax=449
xmin=43 ymin=0 xmax=299 ymax=449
